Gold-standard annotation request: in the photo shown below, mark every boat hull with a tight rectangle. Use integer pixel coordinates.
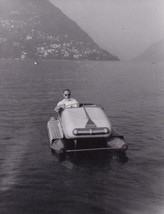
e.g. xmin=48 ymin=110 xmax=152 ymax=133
xmin=47 ymin=104 xmax=128 ymax=157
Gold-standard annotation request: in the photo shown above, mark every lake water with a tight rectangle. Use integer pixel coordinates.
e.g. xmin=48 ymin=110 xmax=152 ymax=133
xmin=0 ymin=59 xmax=164 ymax=214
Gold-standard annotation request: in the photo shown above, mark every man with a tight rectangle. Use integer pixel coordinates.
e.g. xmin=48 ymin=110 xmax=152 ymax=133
xmin=54 ymin=89 xmax=79 ymax=112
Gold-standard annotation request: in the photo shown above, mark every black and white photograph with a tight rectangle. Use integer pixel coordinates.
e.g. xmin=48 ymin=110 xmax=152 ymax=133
xmin=0 ymin=0 xmax=164 ymax=213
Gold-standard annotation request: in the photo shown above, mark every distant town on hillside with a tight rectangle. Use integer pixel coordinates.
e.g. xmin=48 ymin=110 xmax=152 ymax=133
xmin=0 ymin=0 xmax=119 ymax=61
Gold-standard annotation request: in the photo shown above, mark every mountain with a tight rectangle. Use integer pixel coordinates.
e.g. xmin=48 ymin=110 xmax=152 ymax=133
xmin=0 ymin=0 xmax=119 ymax=61
xmin=133 ymin=39 xmax=164 ymax=62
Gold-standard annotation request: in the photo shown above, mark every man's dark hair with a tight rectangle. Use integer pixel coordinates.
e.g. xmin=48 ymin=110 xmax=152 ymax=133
xmin=63 ymin=89 xmax=71 ymax=94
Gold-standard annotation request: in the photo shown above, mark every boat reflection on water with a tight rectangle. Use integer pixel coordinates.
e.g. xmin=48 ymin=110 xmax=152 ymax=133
xmin=51 ymin=145 xmax=129 ymax=165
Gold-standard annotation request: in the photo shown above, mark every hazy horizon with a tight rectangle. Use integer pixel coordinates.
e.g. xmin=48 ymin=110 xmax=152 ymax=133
xmin=50 ymin=0 xmax=164 ymax=60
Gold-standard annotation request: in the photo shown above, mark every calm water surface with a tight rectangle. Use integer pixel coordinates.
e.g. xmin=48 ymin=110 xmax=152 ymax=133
xmin=0 ymin=60 xmax=164 ymax=214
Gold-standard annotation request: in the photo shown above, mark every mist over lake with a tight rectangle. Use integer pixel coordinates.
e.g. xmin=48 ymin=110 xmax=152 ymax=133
xmin=0 ymin=60 xmax=164 ymax=214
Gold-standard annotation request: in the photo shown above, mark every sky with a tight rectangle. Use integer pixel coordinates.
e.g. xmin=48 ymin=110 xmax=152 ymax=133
xmin=50 ymin=0 xmax=164 ymax=60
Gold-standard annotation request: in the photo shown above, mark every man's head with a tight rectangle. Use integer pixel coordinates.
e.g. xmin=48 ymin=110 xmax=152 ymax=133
xmin=63 ymin=89 xmax=71 ymax=99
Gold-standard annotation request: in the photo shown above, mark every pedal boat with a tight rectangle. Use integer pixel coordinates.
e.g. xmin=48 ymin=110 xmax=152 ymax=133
xmin=47 ymin=104 xmax=128 ymax=158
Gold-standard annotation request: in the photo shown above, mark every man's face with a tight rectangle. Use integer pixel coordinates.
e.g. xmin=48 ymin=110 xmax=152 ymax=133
xmin=63 ymin=91 xmax=71 ymax=99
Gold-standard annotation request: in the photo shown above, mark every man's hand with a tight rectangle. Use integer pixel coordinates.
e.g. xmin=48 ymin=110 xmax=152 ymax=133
xmin=54 ymin=104 xmax=65 ymax=112
xmin=60 ymin=104 xmax=65 ymax=109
